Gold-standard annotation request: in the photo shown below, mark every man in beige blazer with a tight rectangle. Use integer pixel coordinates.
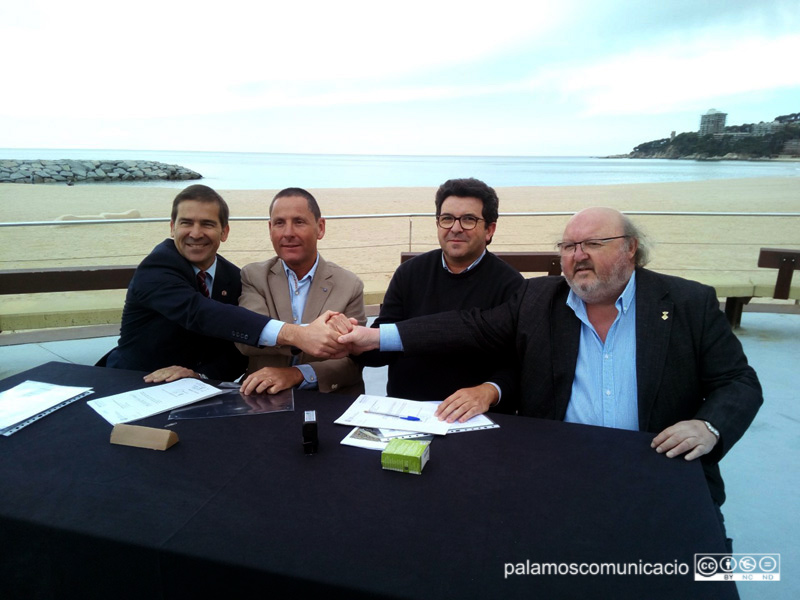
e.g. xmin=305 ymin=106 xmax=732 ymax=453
xmin=237 ymin=188 xmax=366 ymax=395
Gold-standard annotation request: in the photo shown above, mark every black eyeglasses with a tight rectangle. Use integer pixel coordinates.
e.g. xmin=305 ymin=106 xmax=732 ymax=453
xmin=436 ymin=214 xmax=484 ymax=230
xmin=556 ymin=235 xmax=629 ymax=254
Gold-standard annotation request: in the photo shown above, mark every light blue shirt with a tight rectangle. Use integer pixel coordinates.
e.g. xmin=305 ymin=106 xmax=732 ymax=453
xmin=280 ymin=255 xmax=321 ymax=389
xmin=441 ymin=249 xmax=486 ymax=274
xmin=564 ymin=271 xmax=639 ymax=431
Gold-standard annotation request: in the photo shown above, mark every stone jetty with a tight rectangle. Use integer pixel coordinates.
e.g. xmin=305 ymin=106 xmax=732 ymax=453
xmin=0 ymin=159 xmax=202 ymax=184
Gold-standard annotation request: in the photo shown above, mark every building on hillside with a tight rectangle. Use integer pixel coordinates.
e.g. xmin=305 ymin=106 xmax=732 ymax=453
xmin=699 ymin=109 xmax=727 ymax=136
xmin=752 ymin=121 xmax=785 ymax=136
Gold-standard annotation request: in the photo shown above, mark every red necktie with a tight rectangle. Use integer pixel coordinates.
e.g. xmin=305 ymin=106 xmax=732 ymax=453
xmin=197 ymin=270 xmax=210 ymax=297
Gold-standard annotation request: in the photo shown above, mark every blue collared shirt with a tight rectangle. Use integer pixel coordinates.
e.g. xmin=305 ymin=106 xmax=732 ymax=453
xmin=564 ymin=271 xmax=639 ymax=431
xmin=279 ymin=255 xmax=321 ymax=389
xmin=260 ymin=256 xmax=322 ymax=355
xmin=441 ymin=249 xmax=486 ymax=274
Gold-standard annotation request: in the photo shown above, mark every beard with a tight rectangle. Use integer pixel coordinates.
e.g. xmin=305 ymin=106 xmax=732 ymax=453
xmin=566 ymin=251 xmax=634 ymax=304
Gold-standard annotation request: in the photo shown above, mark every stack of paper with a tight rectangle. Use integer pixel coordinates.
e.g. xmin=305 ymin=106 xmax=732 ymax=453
xmin=0 ymin=381 xmax=94 ymax=436
xmin=336 ymin=394 xmax=499 ymax=450
xmin=87 ymin=378 xmax=226 ymax=425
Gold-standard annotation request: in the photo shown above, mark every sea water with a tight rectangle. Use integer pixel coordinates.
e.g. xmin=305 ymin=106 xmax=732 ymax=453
xmin=1 ymin=148 xmax=798 ymax=190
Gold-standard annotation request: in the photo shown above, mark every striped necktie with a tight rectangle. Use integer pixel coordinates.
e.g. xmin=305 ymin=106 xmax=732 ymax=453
xmin=197 ymin=270 xmax=210 ymax=297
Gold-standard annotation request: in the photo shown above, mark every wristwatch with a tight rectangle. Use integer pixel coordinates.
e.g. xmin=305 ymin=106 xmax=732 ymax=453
xmin=703 ymin=420 xmax=720 ymax=439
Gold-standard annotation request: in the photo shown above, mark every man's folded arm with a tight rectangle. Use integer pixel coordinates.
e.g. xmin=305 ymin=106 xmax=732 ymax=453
xmin=136 ymin=265 xmax=346 ymax=358
xmin=135 ymin=266 xmax=270 ymax=347
xmin=395 ymin=304 xmax=515 ymax=355
xmin=483 ymin=360 xmax=521 ymax=414
xmin=692 ymin=285 xmax=763 ymax=461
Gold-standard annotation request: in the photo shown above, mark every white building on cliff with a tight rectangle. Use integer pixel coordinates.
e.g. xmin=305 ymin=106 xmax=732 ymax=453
xmin=699 ymin=109 xmax=727 ymax=136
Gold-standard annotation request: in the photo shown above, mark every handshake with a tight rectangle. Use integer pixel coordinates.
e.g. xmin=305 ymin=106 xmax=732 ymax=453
xmin=144 ymin=311 xmax=381 ymax=390
xmin=278 ymin=310 xmax=381 ymax=359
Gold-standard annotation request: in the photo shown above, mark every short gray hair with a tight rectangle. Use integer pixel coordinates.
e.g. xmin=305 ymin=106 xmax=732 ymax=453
xmin=621 ymin=214 xmax=651 ymax=267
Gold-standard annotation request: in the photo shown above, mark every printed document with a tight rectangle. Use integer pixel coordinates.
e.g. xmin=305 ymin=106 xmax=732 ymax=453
xmin=339 ymin=399 xmax=499 ymax=449
xmin=0 ymin=380 xmax=93 ymax=431
xmin=335 ymin=395 xmax=456 ymax=435
xmin=87 ymin=379 xmax=225 ymax=425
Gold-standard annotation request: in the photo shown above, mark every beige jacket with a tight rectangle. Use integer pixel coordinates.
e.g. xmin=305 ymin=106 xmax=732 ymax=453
xmin=236 ymin=255 xmax=366 ymax=394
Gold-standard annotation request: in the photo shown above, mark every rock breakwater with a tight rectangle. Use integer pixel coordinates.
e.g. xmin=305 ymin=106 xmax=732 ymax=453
xmin=0 ymin=159 xmax=202 ymax=184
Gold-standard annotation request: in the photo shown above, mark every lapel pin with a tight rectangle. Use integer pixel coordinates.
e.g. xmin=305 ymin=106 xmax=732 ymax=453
xmin=221 ymin=290 xmax=227 ymax=297
xmin=662 ymin=311 xmax=669 ymax=320
xmin=322 ymin=287 xmax=328 ymax=293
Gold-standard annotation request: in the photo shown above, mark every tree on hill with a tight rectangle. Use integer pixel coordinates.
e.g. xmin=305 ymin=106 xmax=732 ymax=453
xmin=630 ymin=123 xmax=799 ymax=158
xmin=775 ymin=113 xmax=799 ymax=123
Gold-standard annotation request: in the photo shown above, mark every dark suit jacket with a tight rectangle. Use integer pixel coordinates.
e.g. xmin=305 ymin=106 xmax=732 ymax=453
xmin=397 ymin=267 xmax=763 ymax=505
xmin=105 ymin=239 xmax=269 ymax=380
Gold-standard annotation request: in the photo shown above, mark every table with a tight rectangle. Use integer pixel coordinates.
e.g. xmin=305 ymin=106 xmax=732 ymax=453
xmin=0 ymin=362 xmax=736 ymax=599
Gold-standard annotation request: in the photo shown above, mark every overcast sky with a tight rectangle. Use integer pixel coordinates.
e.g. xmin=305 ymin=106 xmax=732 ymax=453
xmin=1 ymin=0 xmax=797 ymax=156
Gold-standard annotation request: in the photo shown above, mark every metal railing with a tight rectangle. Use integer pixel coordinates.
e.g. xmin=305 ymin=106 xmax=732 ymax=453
xmin=3 ymin=210 xmax=799 ymax=228
xmin=3 ymin=211 xmax=798 ymax=258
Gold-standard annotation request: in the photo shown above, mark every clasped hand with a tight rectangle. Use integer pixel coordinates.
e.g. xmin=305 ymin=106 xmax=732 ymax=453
xmin=240 ymin=312 xmax=357 ymax=394
xmin=277 ymin=310 xmax=358 ymax=359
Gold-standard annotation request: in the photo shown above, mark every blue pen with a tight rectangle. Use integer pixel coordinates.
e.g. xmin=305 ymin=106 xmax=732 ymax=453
xmin=364 ymin=410 xmax=421 ymax=422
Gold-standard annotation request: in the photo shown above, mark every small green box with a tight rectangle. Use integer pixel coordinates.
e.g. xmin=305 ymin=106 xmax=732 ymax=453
xmin=381 ymin=439 xmax=431 ymax=474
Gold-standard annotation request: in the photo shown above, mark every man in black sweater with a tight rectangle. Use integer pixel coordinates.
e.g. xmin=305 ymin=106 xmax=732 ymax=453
xmin=358 ymin=178 xmax=523 ymax=421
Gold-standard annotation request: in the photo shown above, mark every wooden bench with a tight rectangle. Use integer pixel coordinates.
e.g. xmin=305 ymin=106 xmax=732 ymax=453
xmin=724 ymin=248 xmax=800 ymax=328
xmin=0 ymin=266 xmax=137 ymax=295
xmin=0 ymin=266 xmax=136 ymax=335
xmin=402 ymin=249 xmax=799 ymax=329
xmin=5 ymin=248 xmax=793 ymax=336
xmin=401 ymin=251 xmax=562 ymax=275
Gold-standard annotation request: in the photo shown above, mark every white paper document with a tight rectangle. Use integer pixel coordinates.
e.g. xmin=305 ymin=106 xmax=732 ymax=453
xmin=87 ymin=379 xmax=226 ymax=425
xmin=339 ymin=398 xmax=500 ymax=449
xmin=0 ymin=380 xmax=93 ymax=431
xmin=336 ymin=395 xmax=449 ymax=434
xmin=443 ymin=413 xmax=499 ymax=434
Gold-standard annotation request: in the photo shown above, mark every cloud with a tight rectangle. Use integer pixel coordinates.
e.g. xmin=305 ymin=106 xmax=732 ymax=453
xmin=1 ymin=0 xmax=797 ymax=154
xmin=0 ymin=0 xmax=559 ymax=118
xmin=536 ymin=33 xmax=800 ymax=117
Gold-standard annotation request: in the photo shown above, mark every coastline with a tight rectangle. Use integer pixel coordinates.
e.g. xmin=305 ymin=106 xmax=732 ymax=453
xmin=602 ymin=154 xmax=800 ymax=162
xmin=1 ymin=177 xmax=798 ymax=289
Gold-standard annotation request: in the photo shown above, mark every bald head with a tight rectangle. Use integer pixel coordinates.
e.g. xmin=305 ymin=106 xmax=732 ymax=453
xmin=563 ymin=207 xmax=650 ymax=268
xmin=559 ymin=207 xmax=641 ymax=305
xmin=564 ymin=207 xmax=626 ymax=242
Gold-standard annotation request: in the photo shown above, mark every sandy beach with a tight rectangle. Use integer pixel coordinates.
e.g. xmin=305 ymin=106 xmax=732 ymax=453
xmin=1 ymin=177 xmax=798 ymax=292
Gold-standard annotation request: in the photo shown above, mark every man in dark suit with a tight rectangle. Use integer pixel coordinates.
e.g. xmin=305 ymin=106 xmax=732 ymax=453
xmin=340 ymin=207 xmax=762 ymax=513
xmin=104 ymin=185 xmax=350 ymax=381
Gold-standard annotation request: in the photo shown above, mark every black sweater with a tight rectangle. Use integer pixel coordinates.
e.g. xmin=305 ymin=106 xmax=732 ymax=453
xmin=361 ymin=249 xmax=524 ymax=406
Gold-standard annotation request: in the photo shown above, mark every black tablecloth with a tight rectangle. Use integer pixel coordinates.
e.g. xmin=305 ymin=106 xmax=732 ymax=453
xmin=0 ymin=362 xmax=736 ymax=599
